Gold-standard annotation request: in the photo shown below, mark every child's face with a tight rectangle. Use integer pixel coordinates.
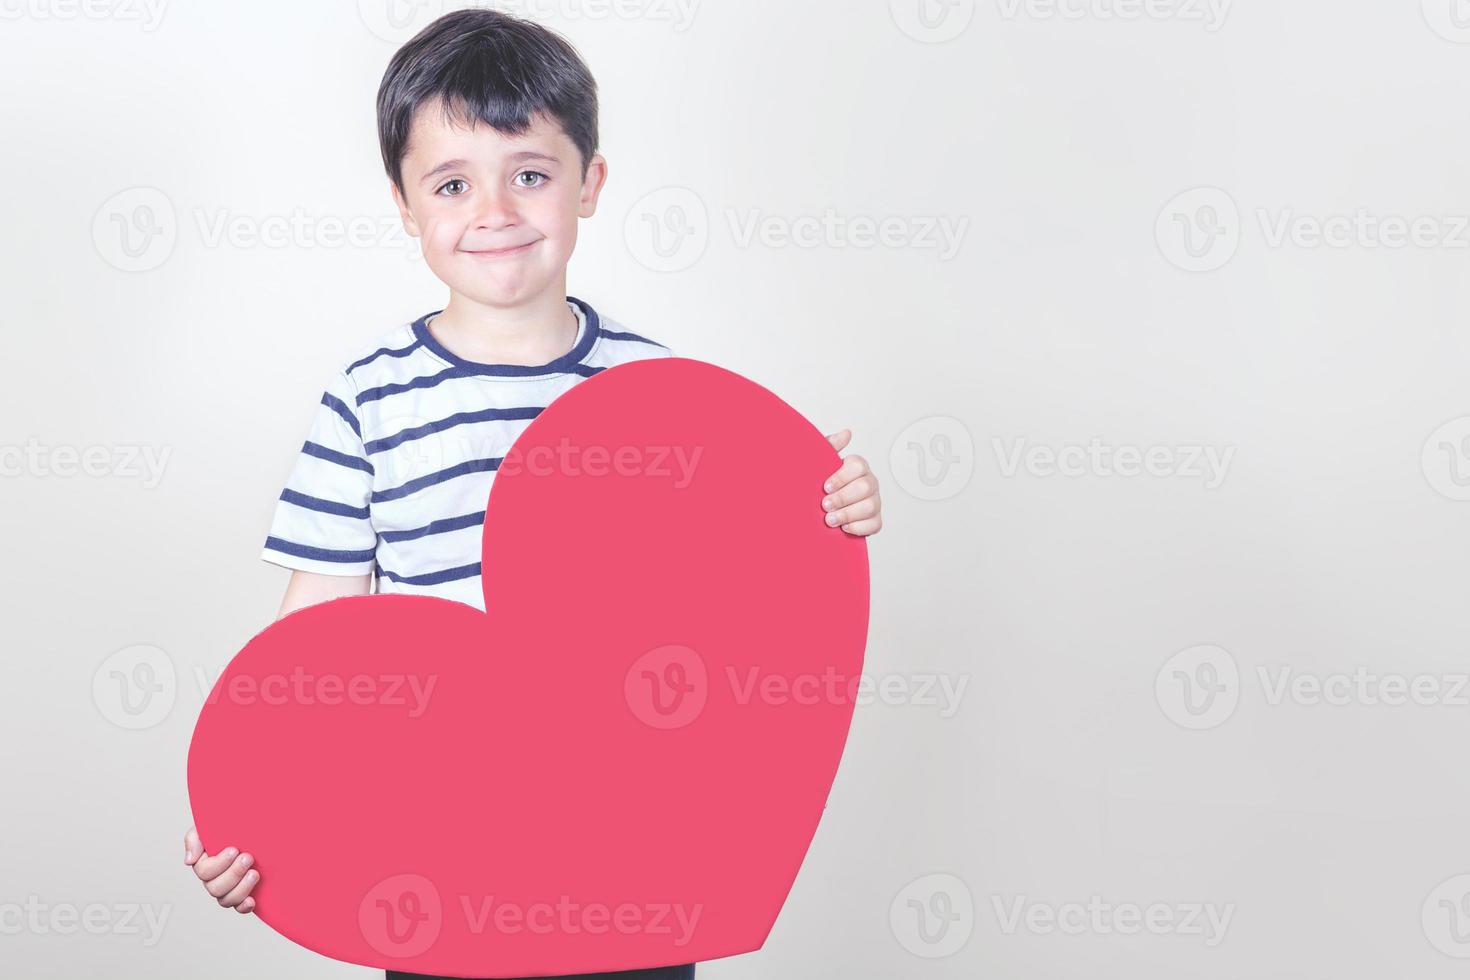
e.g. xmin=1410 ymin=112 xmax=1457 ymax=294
xmin=391 ymin=102 xmax=606 ymax=309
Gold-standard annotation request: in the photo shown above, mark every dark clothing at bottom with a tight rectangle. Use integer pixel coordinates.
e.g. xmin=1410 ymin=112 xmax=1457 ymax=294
xmin=386 ymin=966 xmax=695 ymax=980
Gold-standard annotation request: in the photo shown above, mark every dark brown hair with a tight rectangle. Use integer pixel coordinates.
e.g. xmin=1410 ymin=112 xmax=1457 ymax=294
xmin=376 ymin=8 xmax=599 ymax=193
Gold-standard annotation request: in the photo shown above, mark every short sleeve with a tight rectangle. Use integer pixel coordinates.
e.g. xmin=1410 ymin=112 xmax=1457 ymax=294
xmin=260 ymin=369 xmax=378 ymax=576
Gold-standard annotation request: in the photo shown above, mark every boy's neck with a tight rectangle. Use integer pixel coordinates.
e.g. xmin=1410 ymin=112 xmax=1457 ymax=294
xmin=428 ymin=281 xmax=580 ymax=367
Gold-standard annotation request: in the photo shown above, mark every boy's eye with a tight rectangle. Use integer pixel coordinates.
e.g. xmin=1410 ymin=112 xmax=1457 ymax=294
xmin=437 ymin=178 xmax=468 ymax=197
xmin=515 ymin=171 xmax=549 ymax=188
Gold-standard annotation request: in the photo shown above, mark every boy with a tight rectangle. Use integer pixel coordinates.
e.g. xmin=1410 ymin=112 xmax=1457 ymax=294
xmin=182 ymin=9 xmax=883 ymax=979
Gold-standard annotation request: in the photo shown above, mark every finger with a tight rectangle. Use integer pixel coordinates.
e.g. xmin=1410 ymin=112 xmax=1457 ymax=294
xmin=184 ymin=827 xmax=202 ymax=866
xmin=823 ymin=454 xmax=869 ymax=494
xmin=822 ymin=474 xmax=877 ymax=513
xmin=825 ymin=429 xmax=852 ymax=452
xmin=202 ymin=852 xmax=253 ymax=896
xmin=218 ymin=866 xmax=261 ymax=909
xmin=839 ymin=515 xmax=882 ymax=536
xmin=236 ymin=897 xmax=257 ymax=915
xmin=825 ymin=495 xmax=879 ymax=528
xmin=192 ymin=845 xmax=239 ymax=882
xmin=204 ymin=852 xmax=254 ymax=898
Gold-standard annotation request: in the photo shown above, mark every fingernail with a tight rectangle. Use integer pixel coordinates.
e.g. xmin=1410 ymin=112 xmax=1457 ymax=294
xmin=824 ymin=481 xmax=833 ymax=492
xmin=239 ymin=854 xmax=253 ymax=869
xmin=827 ymin=513 xmax=839 ymax=525
xmin=223 ymin=847 xmax=237 ymax=859
xmin=246 ymin=870 xmax=258 ymax=882
xmin=823 ymin=497 xmax=834 ymax=510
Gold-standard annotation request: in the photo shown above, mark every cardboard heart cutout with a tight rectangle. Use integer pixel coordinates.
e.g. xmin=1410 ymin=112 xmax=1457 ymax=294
xmin=187 ymin=357 xmax=869 ymax=976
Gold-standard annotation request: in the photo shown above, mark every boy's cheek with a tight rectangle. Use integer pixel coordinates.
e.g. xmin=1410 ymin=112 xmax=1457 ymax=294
xmin=531 ymin=199 xmax=578 ymax=240
xmin=422 ymin=217 xmax=467 ymax=254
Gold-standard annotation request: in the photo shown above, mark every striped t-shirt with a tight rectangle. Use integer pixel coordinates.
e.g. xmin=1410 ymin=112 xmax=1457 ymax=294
xmin=260 ymin=296 xmax=673 ymax=610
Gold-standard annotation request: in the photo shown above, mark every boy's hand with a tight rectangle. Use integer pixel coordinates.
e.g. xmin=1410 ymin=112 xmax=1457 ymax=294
xmin=184 ymin=826 xmax=259 ymax=915
xmin=822 ymin=429 xmax=883 ymax=536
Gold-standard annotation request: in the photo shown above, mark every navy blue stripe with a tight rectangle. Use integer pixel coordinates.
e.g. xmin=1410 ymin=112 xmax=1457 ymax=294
xmin=364 ymin=406 xmax=542 ymax=455
xmin=406 ymin=295 xmax=603 ymax=378
xmin=280 ymin=488 xmax=370 ymax=520
xmin=379 ymin=510 xmax=486 ymax=543
xmin=321 ymin=392 xmax=362 ymax=438
xmin=358 ymin=298 xmax=611 ymax=401
xmin=371 ymin=457 xmax=501 ymax=503
xmin=377 ymin=562 xmax=482 ymax=586
xmin=600 ymin=329 xmax=663 ymax=347
xmin=346 ymin=338 xmax=423 ymax=374
xmin=352 ymin=364 xmax=461 ymax=405
xmin=355 ymin=365 xmax=467 ymax=406
xmin=302 ymin=440 xmax=374 ymax=474
xmin=264 ymin=536 xmax=376 ymax=563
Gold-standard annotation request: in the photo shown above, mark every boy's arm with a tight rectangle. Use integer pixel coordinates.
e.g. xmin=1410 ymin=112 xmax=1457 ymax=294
xmin=184 ymin=370 xmax=378 ymax=914
xmin=275 ymin=569 xmax=372 ymax=620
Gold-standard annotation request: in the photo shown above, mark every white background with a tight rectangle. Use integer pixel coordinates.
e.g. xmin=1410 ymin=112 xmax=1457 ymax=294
xmin=4 ymin=0 xmax=1470 ymax=977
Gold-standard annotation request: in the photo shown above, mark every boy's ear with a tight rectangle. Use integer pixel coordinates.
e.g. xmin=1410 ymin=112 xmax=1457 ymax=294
xmin=578 ymin=153 xmax=608 ymax=219
xmin=391 ymin=181 xmax=422 ymax=238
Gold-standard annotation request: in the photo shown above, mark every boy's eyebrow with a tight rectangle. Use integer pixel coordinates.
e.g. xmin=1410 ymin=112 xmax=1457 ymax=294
xmin=419 ymin=152 xmax=561 ymax=185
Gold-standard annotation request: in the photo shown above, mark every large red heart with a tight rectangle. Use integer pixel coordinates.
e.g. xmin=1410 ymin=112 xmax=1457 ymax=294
xmin=187 ymin=357 xmax=869 ymax=976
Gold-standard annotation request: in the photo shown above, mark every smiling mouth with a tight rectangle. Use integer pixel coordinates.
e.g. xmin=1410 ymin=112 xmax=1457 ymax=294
xmin=462 ymin=240 xmax=539 ymax=258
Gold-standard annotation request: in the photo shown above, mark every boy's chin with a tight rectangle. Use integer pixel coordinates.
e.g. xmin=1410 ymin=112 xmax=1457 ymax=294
xmin=452 ymin=276 xmax=557 ymax=309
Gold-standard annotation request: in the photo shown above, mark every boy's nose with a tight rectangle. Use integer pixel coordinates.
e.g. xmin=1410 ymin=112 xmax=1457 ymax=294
xmin=473 ymin=187 xmax=518 ymax=228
